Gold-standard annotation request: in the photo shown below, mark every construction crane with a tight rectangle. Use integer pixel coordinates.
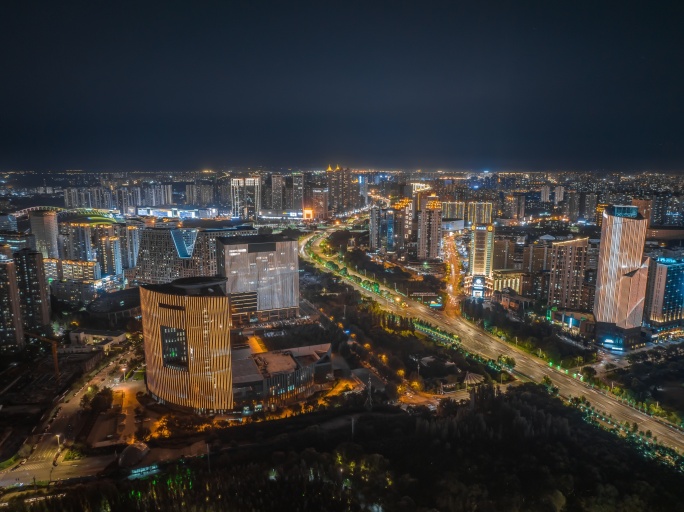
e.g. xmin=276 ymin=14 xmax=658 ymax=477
xmin=25 ymin=332 xmax=60 ymax=381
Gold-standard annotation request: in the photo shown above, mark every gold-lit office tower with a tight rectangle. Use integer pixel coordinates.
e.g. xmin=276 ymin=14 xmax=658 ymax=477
xmin=141 ymin=277 xmax=233 ymax=413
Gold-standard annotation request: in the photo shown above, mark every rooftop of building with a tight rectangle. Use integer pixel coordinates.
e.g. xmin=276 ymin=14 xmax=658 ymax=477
xmin=217 ymin=234 xmax=297 ymax=246
xmin=605 ymin=205 xmax=644 ymax=220
xmin=176 ymin=219 xmax=257 ymax=231
xmin=59 ymin=213 xmax=123 ymax=225
xmin=654 ymin=255 xmax=684 ymax=265
xmin=232 ymin=357 xmax=263 ymax=385
xmin=143 ymin=277 xmax=229 ymax=297
xmin=492 ymin=269 xmax=527 ymax=275
xmin=253 ymin=351 xmax=298 ymax=376
xmin=230 ymin=339 xmax=331 ymax=384
xmin=551 ymin=309 xmax=596 ymax=322
xmin=71 ymin=328 xmax=127 ymax=337
xmin=0 ymin=230 xmax=32 ymax=237
xmin=87 ymin=287 xmax=141 ymax=314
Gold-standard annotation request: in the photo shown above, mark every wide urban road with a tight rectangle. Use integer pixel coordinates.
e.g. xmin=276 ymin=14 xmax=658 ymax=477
xmin=0 ymin=346 xmax=137 ymax=489
xmin=302 ymin=230 xmax=684 ymax=452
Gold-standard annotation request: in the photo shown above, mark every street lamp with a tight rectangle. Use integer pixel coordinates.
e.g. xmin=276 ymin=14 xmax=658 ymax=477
xmin=55 ymin=434 xmax=61 ymax=449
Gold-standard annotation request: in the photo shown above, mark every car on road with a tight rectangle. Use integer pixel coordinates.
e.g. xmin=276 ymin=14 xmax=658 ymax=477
xmin=20 ymin=459 xmax=26 ymax=465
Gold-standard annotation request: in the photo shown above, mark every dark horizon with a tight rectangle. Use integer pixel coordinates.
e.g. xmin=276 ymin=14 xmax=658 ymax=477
xmin=2 ymin=1 xmax=683 ymax=172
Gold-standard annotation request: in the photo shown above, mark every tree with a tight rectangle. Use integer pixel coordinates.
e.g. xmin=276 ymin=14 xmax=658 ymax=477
xmin=384 ymin=382 xmax=399 ymax=401
xmin=408 ymin=372 xmax=424 ymax=391
xmin=497 ymin=355 xmax=516 ymax=369
xmin=90 ymin=387 xmax=113 ymax=412
xmin=134 ymin=427 xmax=151 ymax=442
xmin=581 ymin=366 xmax=597 ymax=381
xmin=437 ymin=398 xmax=460 ymax=417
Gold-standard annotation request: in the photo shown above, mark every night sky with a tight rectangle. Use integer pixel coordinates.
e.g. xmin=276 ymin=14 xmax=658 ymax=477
xmin=1 ymin=1 xmax=683 ymax=172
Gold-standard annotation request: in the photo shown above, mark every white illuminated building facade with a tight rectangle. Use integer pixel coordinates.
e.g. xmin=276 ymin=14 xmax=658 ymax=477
xmin=217 ymin=235 xmax=299 ymax=323
xmin=594 ymin=205 xmax=648 ymax=350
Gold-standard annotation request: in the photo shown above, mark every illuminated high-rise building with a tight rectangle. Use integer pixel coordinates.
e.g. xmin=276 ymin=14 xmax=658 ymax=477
xmin=141 ymin=277 xmax=233 ymax=413
xmin=292 ymin=173 xmax=304 ymax=211
xmin=554 ymin=185 xmax=564 ymax=205
xmin=547 ymin=238 xmax=589 ymax=310
xmin=392 ymin=198 xmax=414 ymax=254
xmin=503 ymin=194 xmax=525 ymax=220
xmin=369 ymin=208 xmax=395 ymax=253
xmin=64 ymin=187 xmax=79 ymax=209
xmin=466 ymin=224 xmax=495 ymax=298
xmin=13 ymin=248 xmax=50 ymax=329
xmin=60 ymin=221 xmax=95 ymax=261
xmin=230 ymin=178 xmax=244 ymax=218
xmin=115 ymin=188 xmax=133 ymax=214
xmin=417 ymin=200 xmax=442 ymax=260
xmin=631 ymin=198 xmax=653 ymax=227
xmin=97 ymin=236 xmax=122 ymax=277
xmin=441 ymin=201 xmax=465 ymax=220
xmin=0 ymin=231 xmax=36 ymax=252
xmin=651 ymin=193 xmax=672 ymax=226
xmin=594 ymin=205 xmax=648 ymax=350
xmin=369 ymin=206 xmax=382 ymax=251
xmin=311 ymin=188 xmax=329 ymax=220
xmin=117 ymin=220 xmax=143 ymax=269
xmin=0 ymin=214 xmax=17 ymax=232
xmin=44 ymin=259 xmax=102 ymax=282
xmin=466 ymin=202 xmax=493 ymax=225
xmin=244 ymin=177 xmax=261 ymax=219
xmin=64 ymin=187 xmax=115 ymax=209
xmin=493 ymin=238 xmax=515 ymax=270
xmin=142 ymin=183 xmax=173 ymax=207
xmin=595 ymin=203 xmax=608 ymax=226
xmin=0 ymin=253 xmax=23 ymax=351
xmin=470 ymin=226 xmax=495 ymax=275
xmin=643 ymin=257 xmax=684 ymax=340
xmin=59 ymin=216 xmax=121 ymax=276
xmin=564 ymin=191 xmax=580 ymax=222
xmin=540 ymin=185 xmax=551 ymax=203
xmin=271 ymin=174 xmax=285 ymax=210
xmin=581 ymin=193 xmax=598 ymax=222
xmin=217 ymin=234 xmax=299 ymax=323
xmin=136 ymin=225 xmax=256 ymax=285
xmin=185 ymin=181 xmax=215 ymax=206
xmin=327 ymin=166 xmax=353 ymax=215
xmin=30 ymin=210 xmax=59 ymax=259
xmin=230 ymin=177 xmax=261 ymax=219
